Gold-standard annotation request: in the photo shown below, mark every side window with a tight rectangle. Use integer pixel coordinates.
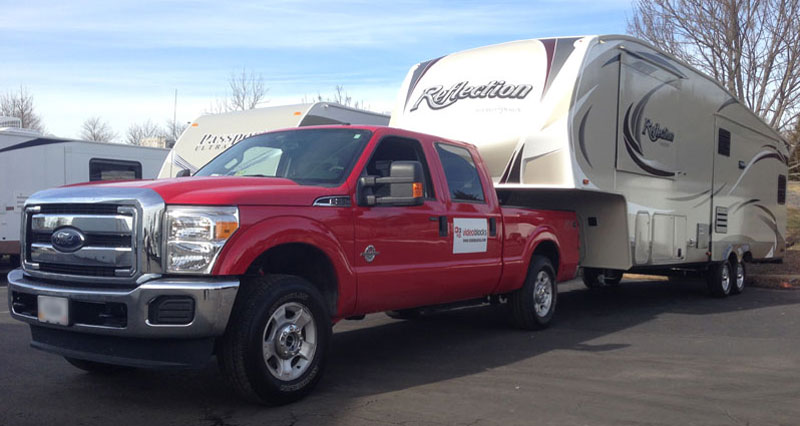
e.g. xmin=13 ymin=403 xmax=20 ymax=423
xmin=364 ymin=136 xmax=435 ymax=199
xmin=435 ymin=143 xmax=485 ymax=203
xmin=89 ymin=158 xmax=142 ymax=181
xmin=778 ymin=175 xmax=787 ymax=205
xmin=718 ymin=128 xmax=731 ymax=157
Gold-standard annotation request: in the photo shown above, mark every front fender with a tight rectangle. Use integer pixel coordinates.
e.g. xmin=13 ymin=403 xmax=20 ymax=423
xmin=212 ymin=215 xmax=357 ymax=316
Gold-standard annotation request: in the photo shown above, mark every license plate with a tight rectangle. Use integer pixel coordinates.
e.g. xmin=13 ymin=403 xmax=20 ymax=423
xmin=38 ymin=296 xmax=69 ymax=326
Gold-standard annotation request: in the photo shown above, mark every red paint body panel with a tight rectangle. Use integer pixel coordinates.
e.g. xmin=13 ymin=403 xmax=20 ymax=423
xmin=78 ymin=125 xmax=580 ymax=320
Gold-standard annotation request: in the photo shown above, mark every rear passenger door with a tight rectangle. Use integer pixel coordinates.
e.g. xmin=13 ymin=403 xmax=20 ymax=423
xmin=433 ymin=143 xmax=503 ymax=299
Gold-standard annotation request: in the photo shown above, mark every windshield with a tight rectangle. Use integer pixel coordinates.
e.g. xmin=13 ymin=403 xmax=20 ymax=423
xmin=194 ymin=128 xmax=372 ymax=186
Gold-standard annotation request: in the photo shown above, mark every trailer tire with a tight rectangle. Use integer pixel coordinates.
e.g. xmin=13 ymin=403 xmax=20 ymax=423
xmin=9 ymin=254 xmax=20 ymax=267
xmin=218 ymin=274 xmax=331 ymax=405
xmin=730 ymin=261 xmax=746 ymax=295
xmin=64 ymin=357 xmax=133 ymax=374
xmin=509 ymin=255 xmax=557 ymax=330
xmin=707 ymin=261 xmax=732 ymax=298
xmin=582 ymin=268 xmax=623 ymax=289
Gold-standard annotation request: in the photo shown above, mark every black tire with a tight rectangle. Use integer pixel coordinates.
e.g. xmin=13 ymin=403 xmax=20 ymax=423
xmin=582 ymin=268 xmax=623 ymax=289
xmin=218 ymin=274 xmax=332 ymax=405
xmin=509 ymin=256 xmax=557 ymax=330
xmin=8 ymin=254 xmax=21 ymax=267
xmin=64 ymin=357 xmax=133 ymax=374
xmin=707 ymin=260 xmax=732 ymax=297
xmin=385 ymin=309 xmax=422 ymax=320
xmin=730 ymin=261 xmax=746 ymax=295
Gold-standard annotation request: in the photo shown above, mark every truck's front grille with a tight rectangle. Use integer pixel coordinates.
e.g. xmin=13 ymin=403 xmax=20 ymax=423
xmin=39 ymin=204 xmax=121 ymax=215
xmin=37 ymin=263 xmax=119 ymax=277
xmin=23 ymin=204 xmax=138 ymax=282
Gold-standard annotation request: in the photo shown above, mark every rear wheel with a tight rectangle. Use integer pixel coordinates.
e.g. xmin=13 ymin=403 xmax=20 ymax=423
xmin=64 ymin=357 xmax=133 ymax=374
xmin=582 ymin=268 xmax=623 ymax=289
xmin=707 ymin=260 xmax=732 ymax=297
xmin=218 ymin=274 xmax=331 ymax=405
xmin=509 ymin=256 xmax=557 ymax=330
xmin=730 ymin=261 xmax=746 ymax=295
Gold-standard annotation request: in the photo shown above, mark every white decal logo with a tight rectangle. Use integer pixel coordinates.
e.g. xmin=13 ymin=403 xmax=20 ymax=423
xmin=453 ymin=218 xmax=488 ymax=254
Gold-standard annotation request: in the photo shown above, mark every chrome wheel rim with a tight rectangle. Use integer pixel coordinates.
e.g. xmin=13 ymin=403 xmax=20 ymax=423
xmin=721 ymin=264 xmax=731 ymax=293
xmin=736 ymin=263 xmax=745 ymax=289
xmin=262 ymin=302 xmax=317 ymax=382
xmin=533 ymin=270 xmax=553 ymax=317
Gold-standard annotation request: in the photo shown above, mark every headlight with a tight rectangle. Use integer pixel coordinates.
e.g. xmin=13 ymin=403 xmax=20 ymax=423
xmin=165 ymin=206 xmax=239 ymax=274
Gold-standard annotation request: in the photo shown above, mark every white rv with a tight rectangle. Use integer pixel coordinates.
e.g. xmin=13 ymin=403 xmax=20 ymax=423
xmin=158 ymin=102 xmax=390 ymax=178
xmin=0 ymin=127 xmax=168 ymax=264
xmin=390 ymin=35 xmax=789 ymax=294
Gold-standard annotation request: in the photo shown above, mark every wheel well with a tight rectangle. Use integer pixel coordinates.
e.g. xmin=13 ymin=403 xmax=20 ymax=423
xmin=246 ymin=243 xmax=338 ymax=315
xmin=533 ymin=240 xmax=560 ymax=275
xmin=729 ymin=252 xmax=740 ymax=265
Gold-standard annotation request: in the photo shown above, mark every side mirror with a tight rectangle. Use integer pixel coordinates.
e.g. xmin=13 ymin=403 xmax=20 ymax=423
xmin=176 ymin=169 xmax=191 ymax=177
xmin=359 ymin=161 xmax=425 ymax=207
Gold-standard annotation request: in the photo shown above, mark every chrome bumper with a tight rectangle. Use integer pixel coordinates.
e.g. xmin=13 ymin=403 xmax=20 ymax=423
xmin=7 ymin=268 xmax=239 ymax=338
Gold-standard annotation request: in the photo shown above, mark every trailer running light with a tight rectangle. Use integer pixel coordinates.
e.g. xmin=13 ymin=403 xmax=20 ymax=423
xmin=165 ymin=206 xmax=239 ymax=274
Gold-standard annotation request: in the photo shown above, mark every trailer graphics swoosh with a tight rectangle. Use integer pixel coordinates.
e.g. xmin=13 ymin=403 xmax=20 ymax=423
xmin=621 ymin=81 xmax=678 ymax=177
xmin=727 ymin=146 xmax=789 ymax=195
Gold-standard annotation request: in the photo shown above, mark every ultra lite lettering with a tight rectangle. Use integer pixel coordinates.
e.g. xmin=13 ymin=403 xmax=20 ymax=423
xmin=411 ymin=80 xmax=533 ymax=111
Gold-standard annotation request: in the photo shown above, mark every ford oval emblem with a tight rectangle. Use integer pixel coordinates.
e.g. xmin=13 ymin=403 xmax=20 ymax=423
xmin=51 ymin=227 xmax=86 ymax=253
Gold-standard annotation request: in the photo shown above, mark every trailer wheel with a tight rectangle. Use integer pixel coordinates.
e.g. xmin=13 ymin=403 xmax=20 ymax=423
xmin=218 ymin=274 xmax=331 ymax=405
xmin=730 ymin=261 xmax=746 ymax=295
xmin=707 ymin=260 xmax=732 ymax=297
xmin=64 ymin=357 xmax=133 ymax=374
xmin=582 ymin=268 xmax=623 ymax=289
xmin=509 ymin=255 xmax=557 ymax=330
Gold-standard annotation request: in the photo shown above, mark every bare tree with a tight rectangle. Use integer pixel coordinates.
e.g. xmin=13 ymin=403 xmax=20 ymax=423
xmin=628 ymin=0 xmax=800 ymax=133
xmin=210 ymin=68 xmax=269 ymax=113
xmin=126 ymin=120 xmax=163 ymax=146
xmin=79 ymin=116 xmax=117 ymax=142
xmin=301 ymin=85 xmax=369 ymax=110
xmin=164 ymin=119 xmax=189 ymax=148
xmin=788 ymin=118 xmax=800 ymax=180
xmin=1 ymin=86 xmax=45 ymax=132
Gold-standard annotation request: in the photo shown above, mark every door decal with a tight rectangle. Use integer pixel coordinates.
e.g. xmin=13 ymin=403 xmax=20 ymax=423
xmin=453 ymin=218 xmax=488 ymax=254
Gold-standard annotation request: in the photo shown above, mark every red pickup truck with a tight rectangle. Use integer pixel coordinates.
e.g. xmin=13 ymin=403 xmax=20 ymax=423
xmin=8 ymin=125 xmax=579 ymax=404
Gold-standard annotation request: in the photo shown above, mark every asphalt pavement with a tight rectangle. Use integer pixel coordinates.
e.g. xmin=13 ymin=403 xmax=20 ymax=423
xmin=1 ymin=270 xmax=799 ymax=426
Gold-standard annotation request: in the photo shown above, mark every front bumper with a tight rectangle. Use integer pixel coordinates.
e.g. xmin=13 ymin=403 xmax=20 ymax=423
xmin=7 ymin=268 xmax=239 ymax=339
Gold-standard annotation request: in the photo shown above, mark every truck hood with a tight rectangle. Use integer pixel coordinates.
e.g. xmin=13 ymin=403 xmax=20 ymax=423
xmin=65 ymin=177 xmax=344 ymax=206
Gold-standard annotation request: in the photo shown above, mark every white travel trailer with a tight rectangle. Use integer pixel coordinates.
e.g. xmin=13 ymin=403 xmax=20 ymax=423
xmin=0 ymin=127 xmax=168 ymax=264
xmin=158 ymin=102 xmax=390 ymax=178
xmin=390 ymin=35 xmax=789 ymax=295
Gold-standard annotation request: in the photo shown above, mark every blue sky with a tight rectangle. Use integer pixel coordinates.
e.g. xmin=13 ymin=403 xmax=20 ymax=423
xmin=1 ymin=0 xmax=632 ymax=139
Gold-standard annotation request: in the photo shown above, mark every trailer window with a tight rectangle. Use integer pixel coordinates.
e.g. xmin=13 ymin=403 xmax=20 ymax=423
xmin=718 ymin=128 xmax=731 ymax=157
xmin=436 ymin=144 xmax=485 ymax=203
xmin=89 ymin=158 xmax=142 ymax=181
xmin=778 ymin=175 xmax=787 ymax=205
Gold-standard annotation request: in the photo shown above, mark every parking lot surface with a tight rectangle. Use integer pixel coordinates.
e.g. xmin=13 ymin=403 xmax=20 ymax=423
xmin=1 ymin=270 xmax=799 ymax=426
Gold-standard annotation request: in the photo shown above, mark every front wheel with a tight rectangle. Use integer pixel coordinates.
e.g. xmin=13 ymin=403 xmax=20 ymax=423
xmin=218 ymin=274 xmax=332 ymax=405
xmin=509 ymin=256 xmax=557 ymax=330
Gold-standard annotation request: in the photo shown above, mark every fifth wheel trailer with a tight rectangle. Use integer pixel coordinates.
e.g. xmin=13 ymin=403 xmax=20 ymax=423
xmin=158 ymin=102 xmax=390 ymax=178
xmin=390 ymin=35 xmax=789 ymax=294
xmin=0 ymin=127 xmax=168 ymax=263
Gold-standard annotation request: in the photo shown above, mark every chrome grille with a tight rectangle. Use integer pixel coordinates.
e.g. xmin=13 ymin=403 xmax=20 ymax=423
xmin=25 ymin=207 xmax=136 ymax=279
xmin=21 ymin=186 xmax=166 ymax=285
